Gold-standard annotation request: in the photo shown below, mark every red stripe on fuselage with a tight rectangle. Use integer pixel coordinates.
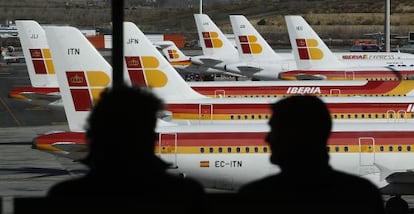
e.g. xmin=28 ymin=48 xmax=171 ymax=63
xmin=327 ymin=102 xmax=413 ymax=114
xmin=279 ymin=70 xmax=414 ymax=80
xmin=191 ymin=81 xmax=400 ymax=96
xmin=166 ymin=101 xmax=413 ymax=116
xmin=166 ymin=103 xmax=271 ymax=114
xmin=34 ymin=130 xmax=414 ymax=148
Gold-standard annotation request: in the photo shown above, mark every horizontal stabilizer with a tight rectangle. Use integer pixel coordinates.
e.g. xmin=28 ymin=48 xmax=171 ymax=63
xmin=199 ymin=58 xmax=223 ymax=66
xmin=154 ymin=43 xmax=172 ymax=50
xmin=237 ymin=66 xmax=263 ymax=73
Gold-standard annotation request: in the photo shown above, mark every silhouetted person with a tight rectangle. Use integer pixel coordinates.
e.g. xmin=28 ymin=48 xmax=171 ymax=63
xmin=385 ymin=195 xmax=409 ymax=214
xmin=46 ymin=86 xmax=206 ymax=213
xmin=237 ymin=95 xmax=385 ymax=214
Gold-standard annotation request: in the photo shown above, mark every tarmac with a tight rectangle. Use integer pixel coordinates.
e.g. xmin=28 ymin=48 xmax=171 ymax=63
xmin=0 ymin=62 xmax=86 ymax=213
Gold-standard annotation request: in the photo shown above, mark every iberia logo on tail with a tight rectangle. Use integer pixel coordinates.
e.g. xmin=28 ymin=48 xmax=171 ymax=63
xmin=202 ymin=31 xmax=223 ymax=48
xmin=125 ymin=56 xmax=168 ymax=88
xmin=295 ymin=38 xmax=323 ymax=60
xmin=66 ymin=71 xmax=110 ymax=111
xmin=238 ymin=35 xmax=262 ymax=54
xmin=167 ymin=49 xmax=179 ymax=59
xmin=29 ymin=48 xmax=56 ymax=74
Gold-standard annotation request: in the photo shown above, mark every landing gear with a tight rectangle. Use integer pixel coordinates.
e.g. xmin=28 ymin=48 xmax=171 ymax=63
xmin=202 ymin=74 xmax=215 ymax=81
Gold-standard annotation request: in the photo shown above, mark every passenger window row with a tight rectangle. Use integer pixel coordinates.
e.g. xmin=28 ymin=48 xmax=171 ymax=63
xmin=198 ymin=145 xmax=412 ymax=154
xmin=379 ymin=145 xmax=412 ymax=152
xmin=220 ymin=94 xmax=407 ymax=98
xmin=332 ymin=113 xmax=412 ymax=119
xmin=229 ymin=114 xmax=271 ymax=120
xmin=227 ymin=113 xmax=413 ymax=120
xmin=327 ymin=145 xmax=412 ymax=153
xmin=200 ymin=146 xmax=269 ymax=154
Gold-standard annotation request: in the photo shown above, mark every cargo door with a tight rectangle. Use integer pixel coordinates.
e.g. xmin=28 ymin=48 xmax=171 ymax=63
xmin=158 ymin=133 xmax=178 ymax=168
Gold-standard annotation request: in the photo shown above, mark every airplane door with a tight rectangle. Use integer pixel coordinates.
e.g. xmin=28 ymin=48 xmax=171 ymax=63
xmin=214 ymin=89 xmax=225 ymax=98
xmin=359 ymin=137 xmax=375 ymax=166
xmin=329 ymin=89 xmax=341 ymax=96
xmin=397 ymin=110 xmax=407 ymax=121
xmin=344 ymin=71 xmax=355 ymax=80
xmin=386 ymin=110 xmax=396 ymax=122
xmin=199 ymin=104 xmax=213 ymax=121
xmin=158 ymin=133 xmax=178 ymax=168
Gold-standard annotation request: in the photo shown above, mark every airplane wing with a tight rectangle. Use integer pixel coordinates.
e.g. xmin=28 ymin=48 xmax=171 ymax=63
xmin=2 ymin=55 xmax=25 ymax=63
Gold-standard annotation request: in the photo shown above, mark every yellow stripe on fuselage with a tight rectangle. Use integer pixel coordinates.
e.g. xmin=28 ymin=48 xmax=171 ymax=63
xmin=155 ymin=145 xmax=414 ymax=155
xmin=386 ymin=80 xmax=414 ymax=96
xmin=171 ymin=113 xmax=414 ymax=121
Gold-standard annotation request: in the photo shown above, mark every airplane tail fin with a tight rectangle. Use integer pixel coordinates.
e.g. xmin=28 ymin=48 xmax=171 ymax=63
xmin=45 ymin=26 xmax=112 ymax=131
xmin=15 ymin=20 xmax=58 ymax=87
xmin=123 ymin=21 xmax=205 ymax=101
xmin=153 ymin=40 xmax=193 ymax=69
xmin=229 ymin=15 xmax=286 ymax=62
xmin=194 ymin=13 xmax=238 ymax=58
xmin=285 ymin=15 xmax=346 ymax=69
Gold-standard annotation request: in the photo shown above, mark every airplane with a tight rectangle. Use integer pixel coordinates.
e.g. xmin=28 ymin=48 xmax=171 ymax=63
xmin=10 ymin=20 xmax=60 ymax=105
xmin=42 ymin=21 xmax=414 ymax=130
xmin=280 ymin=15 xmax=414 ymax=80
xmin=122 ymin=21 xmax=414 ymax=124
xmin=32 ymin=119 xmax=414 ymax=193
xmin=227 ymin=14 xmax=414 ymax=81
xmin=142 ymin=37 xmax=414 ymax=98
xmin=36 ymin=23 xmax=414 ymax=201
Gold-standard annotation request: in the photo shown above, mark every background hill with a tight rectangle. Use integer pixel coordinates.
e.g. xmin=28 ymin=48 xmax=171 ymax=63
xmin=1 ymin=0 xmax=414 ymax=49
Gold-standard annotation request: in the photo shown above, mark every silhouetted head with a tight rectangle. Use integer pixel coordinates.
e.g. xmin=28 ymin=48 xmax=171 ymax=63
xmin=266 ymin=95 xmax=331 ymax=170
xmin=82 ymin=85 xmax=167 ymax=171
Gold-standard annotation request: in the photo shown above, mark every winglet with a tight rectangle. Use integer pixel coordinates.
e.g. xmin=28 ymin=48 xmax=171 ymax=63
xmin=123 ymin=21 xmax=205 ymax=101
xmin=15 ymin=20 xmax=58 ymax=87
xmin=45 ymin=26 xmax=112 ymax=131
xmin=285 ymin=15 xmax=346 ymax=69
